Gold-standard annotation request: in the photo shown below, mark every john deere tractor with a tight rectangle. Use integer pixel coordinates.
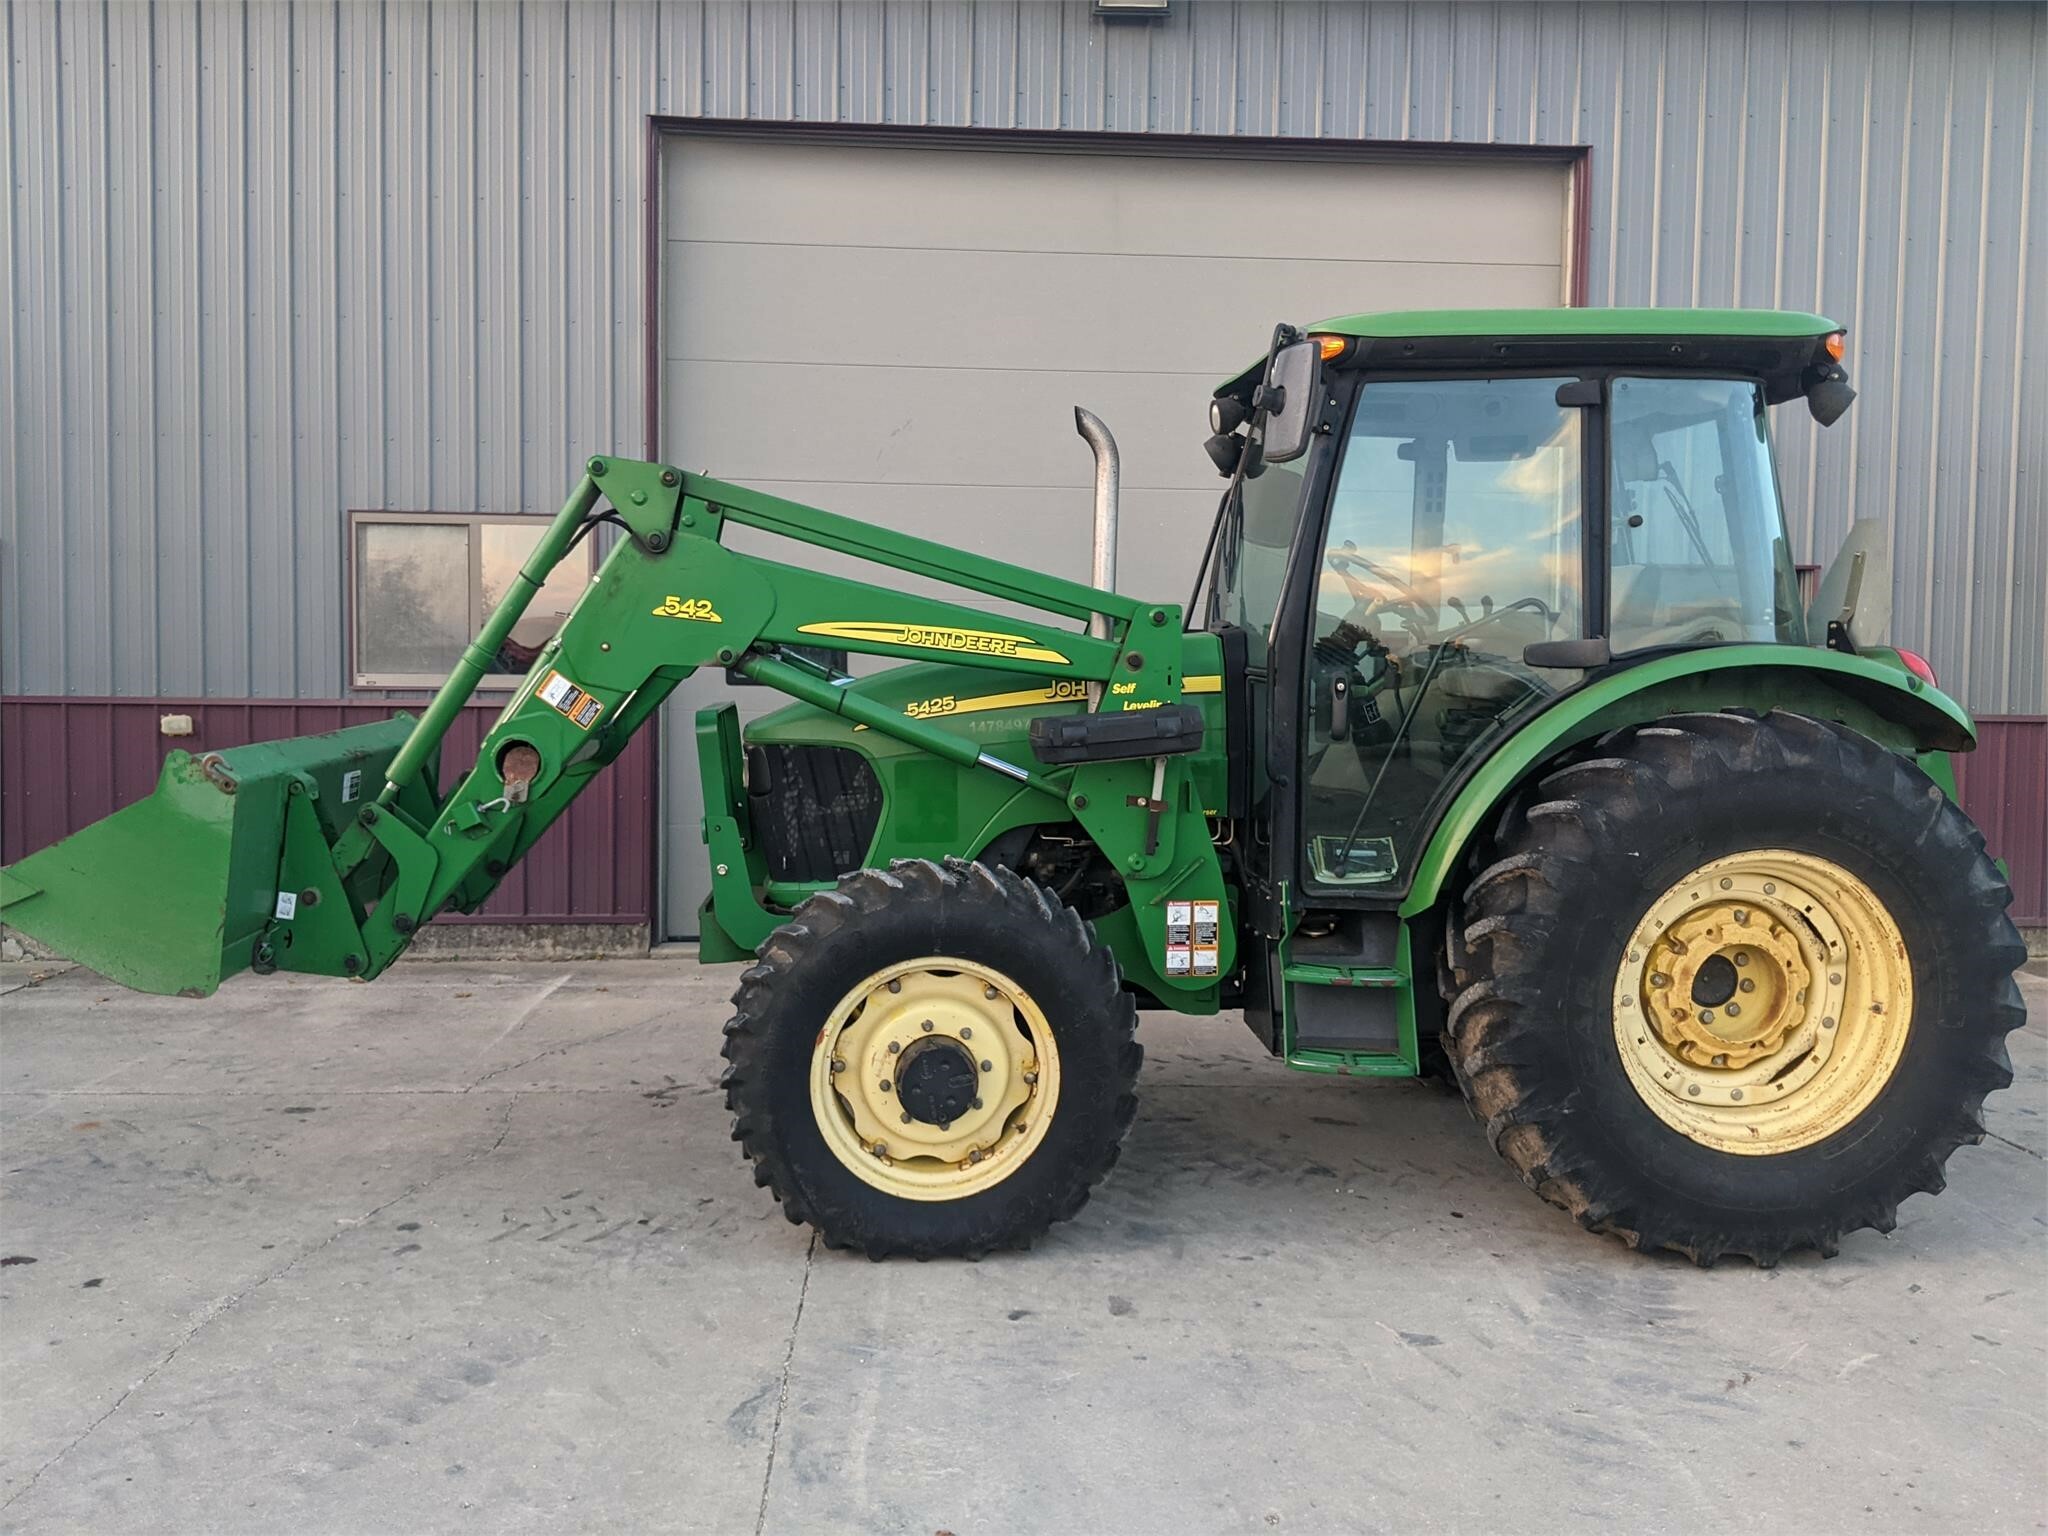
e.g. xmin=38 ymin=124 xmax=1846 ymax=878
xmin=4 ymin=309 xmax=2026 ymax=1266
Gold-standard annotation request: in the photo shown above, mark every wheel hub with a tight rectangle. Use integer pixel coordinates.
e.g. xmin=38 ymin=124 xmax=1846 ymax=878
xmin=808 ymin=959 xmax=1061 ymax=1200
xmin=895 ymin=1037 xmax=980 ymax=1127
xmin=1639 ymin=901 xmax=1813 ymax=1069
xmin=1612 ymin=849 xmax=1913 ymax=1155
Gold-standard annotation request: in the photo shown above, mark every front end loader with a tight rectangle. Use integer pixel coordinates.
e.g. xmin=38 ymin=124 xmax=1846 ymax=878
xmin=4 ymin=309 xmax=2027 ymax=1266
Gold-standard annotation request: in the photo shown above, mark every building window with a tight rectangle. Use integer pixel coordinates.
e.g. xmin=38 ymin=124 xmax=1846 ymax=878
xmin=350 ymin=512 xmax=594 ymax=689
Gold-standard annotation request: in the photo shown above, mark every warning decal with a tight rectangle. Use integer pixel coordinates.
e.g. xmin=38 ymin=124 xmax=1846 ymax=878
xmin=1165 ymin=901 xmax=1221 ymax=978
xmin=538 ymin=669 xmax=604 ymax=731
xmin=1192 ymin=900 xmax=1220 ymax=975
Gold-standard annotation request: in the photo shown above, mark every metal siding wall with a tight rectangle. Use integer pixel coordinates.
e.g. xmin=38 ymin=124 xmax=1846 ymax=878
xmin=2 ymin=0 xmax=2041 ymax=924
xmin=5 ymin=0 xmax=2036 ymax=711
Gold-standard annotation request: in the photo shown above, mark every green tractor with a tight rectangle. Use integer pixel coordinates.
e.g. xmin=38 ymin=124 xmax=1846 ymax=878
xmin=4 ymin=309 xmax=2026 ymax=1266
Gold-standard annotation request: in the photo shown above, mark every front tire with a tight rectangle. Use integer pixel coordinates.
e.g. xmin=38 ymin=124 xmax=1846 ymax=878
xmin=721 ymin=858 xmax=1140 ymax=1259
xmin=1443 ymin=710 xmax=2027 ymax=1266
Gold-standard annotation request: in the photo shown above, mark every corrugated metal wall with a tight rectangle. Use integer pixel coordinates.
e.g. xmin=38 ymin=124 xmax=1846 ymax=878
xmin=3 ymin=0 xmax=2039 ymax=713
xmin=1952 ymin=717 xmax=2048 ymax=925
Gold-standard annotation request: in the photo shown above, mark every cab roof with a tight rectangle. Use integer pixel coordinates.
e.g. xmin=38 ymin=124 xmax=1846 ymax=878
xmin=1308 ymin=307 xmax=1838 ymax=341
xmin=1220 ymin=307 xmax=1843 ymax=404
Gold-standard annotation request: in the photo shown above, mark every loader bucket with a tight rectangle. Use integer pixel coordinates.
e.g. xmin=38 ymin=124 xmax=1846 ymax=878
xmin=0 ymin=716 xmax=421 ymax=998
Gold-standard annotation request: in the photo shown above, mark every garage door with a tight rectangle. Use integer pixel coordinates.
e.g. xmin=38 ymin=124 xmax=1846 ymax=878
xmin=657 ymin=133 xmax=1572 ymax=937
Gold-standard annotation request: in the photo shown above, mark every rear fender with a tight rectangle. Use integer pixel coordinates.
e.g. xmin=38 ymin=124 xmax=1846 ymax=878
xmin=1400 ymin=645 xmax=1976 ymax=921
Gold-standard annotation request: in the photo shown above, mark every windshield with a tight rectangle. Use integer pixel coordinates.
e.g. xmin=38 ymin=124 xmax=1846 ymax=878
xmin=1607 ymin=376 xmax=1806 ymax=652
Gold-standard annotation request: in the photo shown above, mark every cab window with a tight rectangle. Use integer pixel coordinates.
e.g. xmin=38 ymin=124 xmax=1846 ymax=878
xmin=1607 ymin=377 xmax=1806 ymax=653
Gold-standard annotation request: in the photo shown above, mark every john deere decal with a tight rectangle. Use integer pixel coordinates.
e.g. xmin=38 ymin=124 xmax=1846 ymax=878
xmin=797 ymin=621 xmax=1070 ymax=666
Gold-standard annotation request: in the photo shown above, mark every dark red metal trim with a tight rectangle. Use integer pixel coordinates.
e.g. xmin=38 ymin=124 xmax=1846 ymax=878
xmin=1568 ymin=147 xmax=1593 ymax=307
xmin=1 ymin=697 xmax=655 ymax=925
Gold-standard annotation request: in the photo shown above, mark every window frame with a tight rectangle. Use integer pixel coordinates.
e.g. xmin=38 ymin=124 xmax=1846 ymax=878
xmin=347 ymin=510 xmax=598 ymax=691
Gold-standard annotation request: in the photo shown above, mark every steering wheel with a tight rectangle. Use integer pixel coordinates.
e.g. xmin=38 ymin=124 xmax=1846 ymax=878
xmin=1324 ymin=548 xmax=1430 ymax=646
xmin=1327 ymin=543 xmax=1429 ymax=609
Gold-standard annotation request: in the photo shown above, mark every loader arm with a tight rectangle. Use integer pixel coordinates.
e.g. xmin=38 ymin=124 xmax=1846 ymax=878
xmin=2 ymin=457 xmax=1229 ymax=997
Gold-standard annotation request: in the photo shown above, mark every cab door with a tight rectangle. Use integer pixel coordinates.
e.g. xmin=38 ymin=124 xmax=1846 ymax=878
xmin=1267 ymin=374 xmax=1590 ymax=1063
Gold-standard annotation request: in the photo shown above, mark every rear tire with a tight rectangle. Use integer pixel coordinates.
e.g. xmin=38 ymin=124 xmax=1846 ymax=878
xmin=1443 ymin=709 xmax=2027 ymax=1266
xmin=721 ymin=858 xmax=1140 ymax=1259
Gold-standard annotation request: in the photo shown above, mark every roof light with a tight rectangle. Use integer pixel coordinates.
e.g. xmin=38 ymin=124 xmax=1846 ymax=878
xmin=1312 ymin=334 xmax=1347 ymax=362
xmin=1824 ymin=331 xmax=1846 ymax=362
xmin=1896 ymin=648 xmax=1937 ymax=687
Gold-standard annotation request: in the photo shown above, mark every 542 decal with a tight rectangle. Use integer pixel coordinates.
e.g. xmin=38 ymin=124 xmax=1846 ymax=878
xmin=651 ymin=595 xmax=722 ymax=623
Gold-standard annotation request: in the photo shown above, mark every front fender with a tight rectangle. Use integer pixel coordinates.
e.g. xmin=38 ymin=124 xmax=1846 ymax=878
xmin=1399 ymin=645 xmax=1976 ymax=920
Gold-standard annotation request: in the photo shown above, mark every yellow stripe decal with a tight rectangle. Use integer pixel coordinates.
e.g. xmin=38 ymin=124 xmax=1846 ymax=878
xmin=797 ymin=620 xmax=1071 ymax=667
xmin=1184 ymin=674 xmax=1222 ymax=694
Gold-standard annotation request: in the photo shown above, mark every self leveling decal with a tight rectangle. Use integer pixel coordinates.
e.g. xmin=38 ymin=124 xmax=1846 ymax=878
xmin=797 ymin=621 xmax=1071 ymax=666
xmin=537 ymin=668 xmax=604 ymax=730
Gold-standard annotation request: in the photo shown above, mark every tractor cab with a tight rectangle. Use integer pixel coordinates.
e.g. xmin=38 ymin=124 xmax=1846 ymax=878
xmin=1201 ymin=310 xmax=1859 ymax=1045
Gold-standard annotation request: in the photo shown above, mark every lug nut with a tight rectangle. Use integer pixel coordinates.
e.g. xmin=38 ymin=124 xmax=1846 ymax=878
xmin=922 ymin=1020 xmax=935 ymax=1032
xmin=830 ymin=1059 xmax=846 ymax=1074
xmin=1650 ymin=972 xmax=1671 ymax=989
xmin=1023 ymin=1071 xmax=1039 ymax=1085
xmin=880 ymin=1081 xmax=892 ymax=1093
xmin=1734 ymin=952 xmax=1749 ymax=967
xmin=873 ymin=1142 xmax=887 ymax=1158
xmin=1734 ymin=909 xmax=1749 ymax=924
xmin=888 ymin=1041 xmax=901 ymax=1054
xmin=1725 ymin=1003 xmax=1741 ymax=1017
xmin=1729 ymin=1089 xmax=1744 ymax=1102
xmin=967 ymin=1149 xmax=983 ymax=1164
xmin=1720 ymin=878 xmax=1733 ymax=889
xmin=960 ymin=1027 xmax=973 ymax=1039
xmin=888 ymin=979 xmax=901 ymax=993
xmin=1739 ymin=978 xmax=1755 ymax=993
xmin=1700 ymin=1010 xmax=1715 ymax=1024
xmin=971 ymin=1098 xmax=984 ymax=1110
xmin=900 ymin=1112 xmax=911 ymax=1124
xmin=1822 ymin=1016 xmax=1837 ymax=1030
xmin=985 ymin=985 xmax=999 ymax=1000
xmin=1687 ymin=1085 xmax=1701 ymax=1097
xmin=980 ymin=1060 xmax=994 ymax=1073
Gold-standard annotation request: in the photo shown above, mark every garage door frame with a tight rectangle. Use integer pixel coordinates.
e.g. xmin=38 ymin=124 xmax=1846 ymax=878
xmin=635 ymin=116 xmax=1592 ymax=939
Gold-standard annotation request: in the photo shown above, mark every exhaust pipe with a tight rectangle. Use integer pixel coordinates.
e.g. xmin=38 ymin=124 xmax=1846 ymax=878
xmin=1074 ymin=407 xmax=1119 ymax=641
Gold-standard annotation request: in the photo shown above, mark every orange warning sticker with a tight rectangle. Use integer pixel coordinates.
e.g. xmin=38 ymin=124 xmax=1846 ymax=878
xmin=537 ymin=668 xmax=604 ymax=731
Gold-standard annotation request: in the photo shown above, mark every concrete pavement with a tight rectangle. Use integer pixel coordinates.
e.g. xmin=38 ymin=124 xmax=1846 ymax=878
xmin=2 ymin=957 xmax=2042 ymax=1533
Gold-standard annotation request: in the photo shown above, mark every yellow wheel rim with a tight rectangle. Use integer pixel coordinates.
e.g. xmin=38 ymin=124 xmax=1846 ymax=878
xmin=808 ymin=957 xmax=1062 ymax=1200
xmin=1612 ymin=849 xmax=1912 ymax=1155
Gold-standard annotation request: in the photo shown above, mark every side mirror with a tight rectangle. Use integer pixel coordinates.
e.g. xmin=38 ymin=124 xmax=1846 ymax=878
xmin=1806 ymin=363 xmax=1856 ymax=427
xmin=1258 ymin=339 xmax=1323 ymax=464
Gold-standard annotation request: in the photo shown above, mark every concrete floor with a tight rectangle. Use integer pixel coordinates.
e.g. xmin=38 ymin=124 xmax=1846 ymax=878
xmin=0 ymin=957 xmax=2041 ymax=1535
